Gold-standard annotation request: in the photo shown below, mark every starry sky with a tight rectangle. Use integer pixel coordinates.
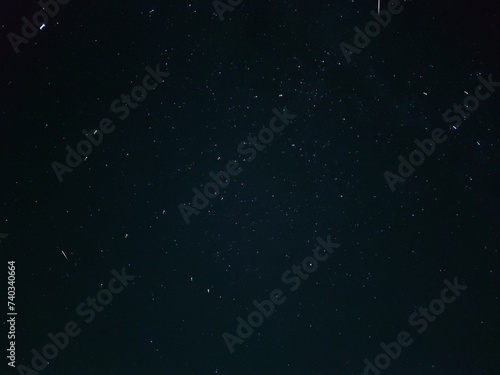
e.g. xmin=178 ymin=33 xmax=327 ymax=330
xmin=1 ymin=0 xmax=499 ymax=374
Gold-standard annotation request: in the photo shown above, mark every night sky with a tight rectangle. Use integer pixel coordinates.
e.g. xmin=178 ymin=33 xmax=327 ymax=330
xmin=1 ymin=0 xmax=499 ymax=374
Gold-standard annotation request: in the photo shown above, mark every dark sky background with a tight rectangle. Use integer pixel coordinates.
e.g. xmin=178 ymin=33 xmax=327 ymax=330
xmin=1 ymin=0 xmax=499 ymax=374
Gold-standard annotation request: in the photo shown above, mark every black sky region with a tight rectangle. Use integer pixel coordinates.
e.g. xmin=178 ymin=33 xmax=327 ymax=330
xmin=0 ymin=0 xmax=499 ymax=374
